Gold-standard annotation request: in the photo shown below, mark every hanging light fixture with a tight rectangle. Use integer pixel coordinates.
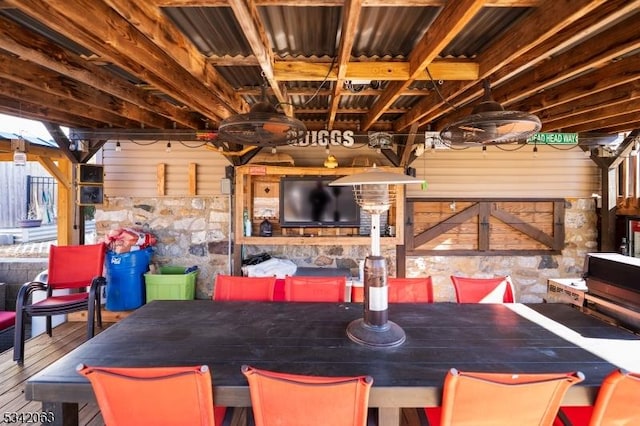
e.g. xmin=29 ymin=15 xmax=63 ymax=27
xmin=330 ymin=166 xmax=424 ymax=347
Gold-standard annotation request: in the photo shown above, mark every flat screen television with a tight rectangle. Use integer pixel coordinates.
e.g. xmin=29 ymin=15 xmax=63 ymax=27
xmin=280 ymin=176 xmax=360 ymax=227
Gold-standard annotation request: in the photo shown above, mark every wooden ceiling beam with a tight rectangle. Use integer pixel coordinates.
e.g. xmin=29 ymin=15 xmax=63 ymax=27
xmin=226 ymin=0 xmax=289 ymax=114
xmin=7 ymin=0 xmax=239 ymax=124
xmin=543 ymin=98 xmax=640 ymax=133
xmin=328 ymin=0 xmax=364 ymax=129
xmin=540 ymin=81 xmax=640 ymax=131
xmin=395 ymin=0 xmax=610 ymax=131
xmin=563 ymin=112 xmax=640 ymax=134
xmin=152 ymin=0 xmax=543 ymax=7
xmin=0 ymin=53 xmax=177 ymax=130
xmin=0 ymin=14 xmax=201 ymax=129
xmin=0 ymin=95 xmax=109 ymax=130
xmin=438 ymin=13 xmax=640 ymax=128
xmin=273 ymin=60 xmax=478 ymax=81
xmin=361 ymin=0 xmax=485 ymax=131
xmin=0 ymin=79 xmax=147 ymax=129
xmin=513 ymin=54 xmax=640 ymax=114
xmin=104 ymin=0 xmax=247 ymax=113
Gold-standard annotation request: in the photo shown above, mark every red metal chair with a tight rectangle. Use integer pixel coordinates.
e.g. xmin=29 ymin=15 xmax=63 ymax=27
xmin=387 ymin=277 xmax=434 ymax=303
xmin=431 ymin=368 xmax=584 ymax=426
xmin=284 ymin=275 xmax=347 ymax=302
xmin=555 ymin=368 xmax=640 ymax=426
xmin=77 ymin=364 xmax=226 ymax=426
xmin=13 ymin=243 xmax=106 ymax=365
xmin=241 ymin=365 xmax=372 ymax=426
xmin=450 ymin=275 xmax=515 ymax=303
xmin=213 ymin=275 xmax=277 ymax=301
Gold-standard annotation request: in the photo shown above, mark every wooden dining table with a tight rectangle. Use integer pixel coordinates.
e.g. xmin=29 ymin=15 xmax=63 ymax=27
xmin=26 ymin=301 xmax=640 ymax=426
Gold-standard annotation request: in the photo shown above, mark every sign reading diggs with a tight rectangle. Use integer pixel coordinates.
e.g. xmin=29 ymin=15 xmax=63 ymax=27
xmin=293 ymin=129 xmax=356 ymax=147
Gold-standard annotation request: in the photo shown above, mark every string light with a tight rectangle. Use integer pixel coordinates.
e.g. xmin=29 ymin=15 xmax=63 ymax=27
xmin=166 ymin=142 xmax=172 ymax=153
xmin=115 ymin=141 xmax=121 ymax=152
xmin=533 ymin=143 xmax=538 ymax=158
xmin=482 ymin=145 xmax=487 ymax=158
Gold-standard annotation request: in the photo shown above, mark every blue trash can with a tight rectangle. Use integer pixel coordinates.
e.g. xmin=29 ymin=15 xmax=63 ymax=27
xmin=105 ymin=248 xmax=153 ymax=311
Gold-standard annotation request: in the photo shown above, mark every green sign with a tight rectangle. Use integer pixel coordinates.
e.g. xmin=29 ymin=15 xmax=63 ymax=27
xmin=527 ymin=133 xmax=578 ymax=145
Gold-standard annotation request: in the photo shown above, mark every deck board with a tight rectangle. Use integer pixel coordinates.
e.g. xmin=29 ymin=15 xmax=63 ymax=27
xmin=0 ymin=322 xmax=110 ymax=426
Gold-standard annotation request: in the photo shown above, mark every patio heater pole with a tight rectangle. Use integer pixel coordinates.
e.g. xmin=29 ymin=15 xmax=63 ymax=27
xmin=330 ymin=167 xmax=423 ymax=348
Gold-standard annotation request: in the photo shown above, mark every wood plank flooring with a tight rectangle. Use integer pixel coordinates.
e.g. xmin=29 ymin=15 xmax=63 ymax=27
xmin=0 ymin=322 xmax=108 ymax=426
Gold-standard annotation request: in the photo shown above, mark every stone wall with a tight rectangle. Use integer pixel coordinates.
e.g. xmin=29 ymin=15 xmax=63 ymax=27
xmin=97 ymin=197 xmax=597 ymax=302
xmin=96 ymin=196 xmax=231 ymax=299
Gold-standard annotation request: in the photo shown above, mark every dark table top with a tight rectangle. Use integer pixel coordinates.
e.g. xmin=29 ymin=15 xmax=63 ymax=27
xmin=26 ymin=301 xmax=640 ymax=408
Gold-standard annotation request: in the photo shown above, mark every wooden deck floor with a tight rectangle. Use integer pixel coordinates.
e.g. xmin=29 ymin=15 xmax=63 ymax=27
xmin=0 ymin=321 xmax=110 ymax=426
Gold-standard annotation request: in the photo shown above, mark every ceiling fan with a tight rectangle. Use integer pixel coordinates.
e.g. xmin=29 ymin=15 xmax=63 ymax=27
xmin=439 ymin=79 xmax=541 ymax=145
xmin=217 ymin=83 xmax=307 ymax=147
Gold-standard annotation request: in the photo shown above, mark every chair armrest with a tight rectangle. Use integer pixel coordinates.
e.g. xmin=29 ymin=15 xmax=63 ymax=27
xmin=89 ymin=276 xmax=107 ymax=299
xmin=0 ymin=282 xmax=7 ymax=310
xmin=16 ymin=281 xmax=49 ymax=308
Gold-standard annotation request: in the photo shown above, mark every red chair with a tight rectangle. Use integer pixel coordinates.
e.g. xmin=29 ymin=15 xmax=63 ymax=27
xmin=284 ymin=275 xmax=347 ymax=302
xmin=241 ymin=365 xmax=372 ymax=426
xmin=213 ymin=275 xmax=277 ymax=301
xmin=433 ymin=368 xmax=584 ymax=426
xmin=387 ymin=277 xmax=434 ymax=303
xmin=77 ymin=364 xmax=226 ymax=426
xmin=555 ymin=368 xmax=640 ymax=426
xmin=450 ymin=275 xmax=515 ymax=303
xmin=13 ymin=243 xmax=106 ymax=365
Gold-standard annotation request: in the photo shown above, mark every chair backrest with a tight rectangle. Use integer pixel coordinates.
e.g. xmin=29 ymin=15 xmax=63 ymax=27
xmin=284 ymin=275 xmax=347 ymax=302
xmin=387 ymin=277 xmax=434 ymax=303
xmin=241 ymin=365 xmax=372 ymax=426
xmin=440 ymin=368 xmax=584 ymax=426
xmin=213 ymin=275 xmax=277 ymax=301
xmin=450 ymin=275 xmax=515 ymax=303
xmin=588 ymin=368 xmax=640 ymax=426
xmin=47 ymin=243 xmax=106 ymax=290
xmin=77 ymin=364 xmax=220 ymax=426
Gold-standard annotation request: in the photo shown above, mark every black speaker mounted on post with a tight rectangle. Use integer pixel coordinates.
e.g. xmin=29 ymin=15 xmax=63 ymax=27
xmin=77 ymin=164 xmax=104 ymax=205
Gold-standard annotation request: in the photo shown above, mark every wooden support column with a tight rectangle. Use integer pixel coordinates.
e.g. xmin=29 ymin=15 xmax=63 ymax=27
xmin=601 ymin=166 xmax=617 ymax=252
xmin=58 ymin=159 xmax=76 ymax=245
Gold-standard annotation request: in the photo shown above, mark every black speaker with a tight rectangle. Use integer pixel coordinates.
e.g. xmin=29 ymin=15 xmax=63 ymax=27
xmin=225 ymin=165 xmax=235 ymax=180
xmin=78 ymin=185 xmax=104 ymax=205
xmin=406 ymin=167 xmax=416 ymax=177
xmin=77 ymin=164 xmax=104 ymax=205
xmin=77 ymin=164 xmax=104 ymax=184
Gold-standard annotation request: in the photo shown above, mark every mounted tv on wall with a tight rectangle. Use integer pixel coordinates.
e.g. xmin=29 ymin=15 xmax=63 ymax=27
xmin=280 ymin=176 xmax=360 ymax=228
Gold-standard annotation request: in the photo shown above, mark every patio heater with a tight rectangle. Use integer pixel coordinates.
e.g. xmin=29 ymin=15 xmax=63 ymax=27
xmin=330 ymin=167 xmax=423 ymax=347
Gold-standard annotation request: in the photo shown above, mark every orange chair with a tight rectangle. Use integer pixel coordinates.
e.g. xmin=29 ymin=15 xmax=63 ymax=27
xmin=241 ymin=365 xmax=372 ymax=426
xmin=450 ymin=275 xmax=515 ymax=303
xmin=284 ymin=275 xmax=347 ymax=302
xmin=77 ymin=364 xmax=226 ymax=426
xmin=432 ymin=368 xmax=584 ymax=426
xmin=213 ymin=275 xmax=277 ymax=301
xmin=13 ymin=243 xmax=106 ymax=365
xmin=555 ymin=368 xmax=640 ymax=426
xmin=387 ymin=277 xmax=434 ymax=303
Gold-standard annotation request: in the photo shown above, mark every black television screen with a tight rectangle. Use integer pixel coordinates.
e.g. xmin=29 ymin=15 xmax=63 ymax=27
xmin=280 ymin=177 xmax=360 ymax=227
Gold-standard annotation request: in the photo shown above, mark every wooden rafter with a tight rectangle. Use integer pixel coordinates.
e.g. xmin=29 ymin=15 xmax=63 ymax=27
xmin=362 ymin=0 xmax=485 ymax=131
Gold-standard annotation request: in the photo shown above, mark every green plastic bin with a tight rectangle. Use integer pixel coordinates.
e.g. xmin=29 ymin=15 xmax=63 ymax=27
xmin=144 ymin=266 xmax=197 ymax=302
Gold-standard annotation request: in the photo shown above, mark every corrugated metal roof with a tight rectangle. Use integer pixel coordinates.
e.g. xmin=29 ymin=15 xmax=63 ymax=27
xmin=163 ymin=7 xmax=252 ymax=57
xmin=352 ymin=7 xmax=440 ymax=57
